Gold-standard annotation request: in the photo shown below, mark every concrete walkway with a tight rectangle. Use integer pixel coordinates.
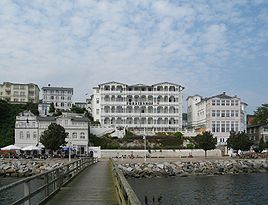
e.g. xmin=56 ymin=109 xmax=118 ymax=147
xmin=46 ymin=159 xmax=118 ymax=205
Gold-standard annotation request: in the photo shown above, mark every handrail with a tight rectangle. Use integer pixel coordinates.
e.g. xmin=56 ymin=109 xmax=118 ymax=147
xmin=111 ymin=159 xmax=141 ymax=205
xmin=0 ymin=157 xmax=98 ymax=205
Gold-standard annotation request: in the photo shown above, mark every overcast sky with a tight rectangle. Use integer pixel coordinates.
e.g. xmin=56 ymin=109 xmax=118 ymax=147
xmin=0 ymin=0 xmax=267 ymax=113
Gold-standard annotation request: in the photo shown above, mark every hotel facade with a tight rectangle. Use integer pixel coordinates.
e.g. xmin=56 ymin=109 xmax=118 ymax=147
xmin=187 ymin=92 xmax=247 ymax=145
xmin=0 ymin=82 xmax=39 ymax=104
xmin=39 ymin=86 xmax=73 ymax=116
xmin=91 ymin=82 xmax=184 ymax=134
xmin=15 ymin=111 xmax=89 ymax=154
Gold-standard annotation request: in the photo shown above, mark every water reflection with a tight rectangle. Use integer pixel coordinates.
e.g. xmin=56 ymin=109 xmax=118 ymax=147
xmin=128 ymin=173 xmax=268 ymax=205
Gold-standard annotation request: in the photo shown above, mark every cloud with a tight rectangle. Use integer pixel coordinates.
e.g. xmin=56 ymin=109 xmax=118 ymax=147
xmin=0 ymin=0 xmax=267 ymax=113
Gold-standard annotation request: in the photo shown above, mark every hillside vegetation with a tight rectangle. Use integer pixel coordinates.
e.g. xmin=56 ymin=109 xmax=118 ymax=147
xmin=0 ymin=100 xmax=38 ymax=147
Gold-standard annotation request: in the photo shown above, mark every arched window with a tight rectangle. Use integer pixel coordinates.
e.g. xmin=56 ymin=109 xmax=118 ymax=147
xmin=20 ymin=131 xmax=23 ymax=139
xmin=26 ymin=131 xmax=30 ymax=139
xmin=72 ymin=132 xmax=77 ymax=139
xmin=80 ymin=132 xmax=85 ymax=139
xmin=104 ymin=118 xmax=110 ymax=124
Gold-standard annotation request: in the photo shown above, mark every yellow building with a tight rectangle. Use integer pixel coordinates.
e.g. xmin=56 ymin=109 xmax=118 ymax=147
xmin=0 ymin=82 xmax=40 ymax=104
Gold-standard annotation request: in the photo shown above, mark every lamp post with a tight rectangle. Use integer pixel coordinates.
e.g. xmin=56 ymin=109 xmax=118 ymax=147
xmin=67 ymin=133 xmax=72 ymax=162
xmin=143 ymin=135 xmax=146 ymax=162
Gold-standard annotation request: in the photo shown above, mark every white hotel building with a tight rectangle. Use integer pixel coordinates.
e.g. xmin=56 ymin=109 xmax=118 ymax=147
xmin=39 ymin=86 xmax=73 ymax=116
xmin=91 ymin=82 xmax=184 ymax=134
xmin=187 ymin=92 xmax=247 ymax=145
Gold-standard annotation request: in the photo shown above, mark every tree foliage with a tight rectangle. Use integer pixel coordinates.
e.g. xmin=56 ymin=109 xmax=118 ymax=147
xmin=49 ymin=103 xmax=55 ymax=113
xmin=259 ymin=137 xmax=267 ymax=151
xmin=89 ymin=134 xmax=120 ymax=149
xmin=194 ymin=131 xmax=217 ymax=157
xmin=253 ymin=104 xmax=268 ymax=124
xmin=70 ymin=105 xmax=85 ymax=114
xmin=0 ymin=100 xmax=38 ymax=147
xmin=40 ymin=123 xmax=67 ymax=151
xmin=227 ymin=132 xmax=253 ymax=151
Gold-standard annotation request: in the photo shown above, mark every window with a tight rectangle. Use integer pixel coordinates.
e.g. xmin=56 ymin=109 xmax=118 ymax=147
xmin=235 ymin=121 xmax=239 ymax=131
xmin=231 ymin=110 xmax=234 ymax=117
xmin=231 ymin=121 xmax=234 ymax=131
xmin=96 ymin=98 xmax=99 ymax=104
xmin=61 ymin=102 xmax=64 ymax=107
xmin=235 ymin=110 xmax=239 ymax=117
xmin=231 ymin=100 xmax=234 ymax=106
xmin=226 ymin=100 xmax=230 ymax=106
xmin=33 ymin=132 xmax=37 ymax=139
xmin=80 ymin=132 xmax=85 ymax=139
xmin=20 ymin=131 xmax=23 ymax=139
xmin=221 ymin=100 xmax=225 ymax=106
xmin=226 ymin=110 xmax=230 ymax=117
xmin=217 ymin=100 xmax=220 ymax=106
xmin=51 ymin=96 xmax=54 ymax=100
xmin=212 ymin=100 xmax=215 ymax=106
xmin=235 ymin=100 xmax=239 ymax=106
xmin=217 ymin=110 xmax=220 ymax=117
xmin=221 ymin=121 xmax=225 ymax=132
xmin=72 ymin=132 xmax=77 ymax=139
xmin=96 ymin=109 xmax=99 ymax=114
xmin=212 ymin=121 xmax=216 ymax=132
xmin=216 ymin=121 xmax=220 ymax=132
xmin=26 ymin=131 xmax=30 ymax=139
xmin=221 ymin=110 xmax=225 ymax=117
xmin=61 ymin=96 xmax=64 ymax=100
xmin=212 ymin=110 xmax=215 ymax=117
xmin=226 ymin=121 xmax=230 ymax=132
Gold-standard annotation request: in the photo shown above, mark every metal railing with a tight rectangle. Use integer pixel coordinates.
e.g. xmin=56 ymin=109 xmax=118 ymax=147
xmin=0 ymin=157 xmax=98 ymax=205
xmin=111 ymin=159 xmax=141 ymax=205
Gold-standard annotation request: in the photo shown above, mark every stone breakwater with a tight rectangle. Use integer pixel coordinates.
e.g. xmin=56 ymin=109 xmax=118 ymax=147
xmin=0 ymin=160 xmax=65 ymax=177
xmin=118 ymin=159 xmax=268 ymax=178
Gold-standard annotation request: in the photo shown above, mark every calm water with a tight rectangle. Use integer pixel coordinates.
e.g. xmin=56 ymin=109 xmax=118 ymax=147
xmin=128 ymin=173 xmax=268 ymax=205
xmin=0 ymin=176 xmax=45 ymax=205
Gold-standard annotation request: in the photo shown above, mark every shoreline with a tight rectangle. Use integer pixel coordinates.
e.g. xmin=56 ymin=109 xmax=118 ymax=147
xmin=116 ymin=158 xmax=268 ymax=178
xmin=0 ymin=158 xmax=68 ymax=177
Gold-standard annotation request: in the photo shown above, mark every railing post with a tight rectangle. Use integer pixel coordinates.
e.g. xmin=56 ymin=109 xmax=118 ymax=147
xmin=23 ymin=181 xmax=30 ymax=205
xmin=45 ymin=173 xmax=49 ymax=197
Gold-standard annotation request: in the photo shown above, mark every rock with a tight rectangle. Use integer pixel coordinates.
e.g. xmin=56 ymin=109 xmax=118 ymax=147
xmin=6 ymin=168 xmax=16 ymax=174
xmin=179 ymin=172 xmax=189 ymax=177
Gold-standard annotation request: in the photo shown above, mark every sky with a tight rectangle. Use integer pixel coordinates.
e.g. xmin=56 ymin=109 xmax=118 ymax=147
xmin=0 ymin=0 xmax=267 ymax=114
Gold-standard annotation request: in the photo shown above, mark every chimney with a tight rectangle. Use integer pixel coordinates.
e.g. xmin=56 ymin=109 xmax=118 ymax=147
xmin=223 ymin=92 xmax=226 ymax=95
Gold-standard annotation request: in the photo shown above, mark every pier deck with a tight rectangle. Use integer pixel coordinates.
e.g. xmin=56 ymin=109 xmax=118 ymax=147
xmin=46 ymin=159 xmax=118 ymax=205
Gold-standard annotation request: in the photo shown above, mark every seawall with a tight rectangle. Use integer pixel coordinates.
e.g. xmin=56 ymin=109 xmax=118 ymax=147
xmin=118 ymin=159 xmax=268 ymax=178
xmin=0 ymin=159 xmax=66 ymax=177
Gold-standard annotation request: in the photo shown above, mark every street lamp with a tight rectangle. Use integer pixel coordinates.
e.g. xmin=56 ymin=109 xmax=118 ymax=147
xmin=143 ymin=135 xmax=146 ymax=162
xmin=66 ymin=133 xmax=72 ymax=162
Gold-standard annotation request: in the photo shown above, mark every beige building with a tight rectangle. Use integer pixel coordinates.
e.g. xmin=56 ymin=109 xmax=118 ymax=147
xmin=0 ymin=82 xmax=39 ymax=103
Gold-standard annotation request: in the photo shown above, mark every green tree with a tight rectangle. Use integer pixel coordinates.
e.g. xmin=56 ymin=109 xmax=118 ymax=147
xmin=259 ymin=137 xmax=267 ymax=151
xmin=40 ymin=123 xmax=67 ymax=151
xmin=49 ymin=103 xmax=55 ymax=113
xmin=194 ymin=131 xmax=217 ymax=157
xmin=253 ymin=104 xmax=268 ymax=124
xmin=174 ymin=132 xmax=184 ymax=147
xmin=70 ymin=105 xmax=85 ymax=114
xmin=227 ymin=132 xmax=253 ymax=151
xmin=0 ymin=100 xmax=38 ymax=147
xmin=53 ymin=109 xmax=62 ymax=117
